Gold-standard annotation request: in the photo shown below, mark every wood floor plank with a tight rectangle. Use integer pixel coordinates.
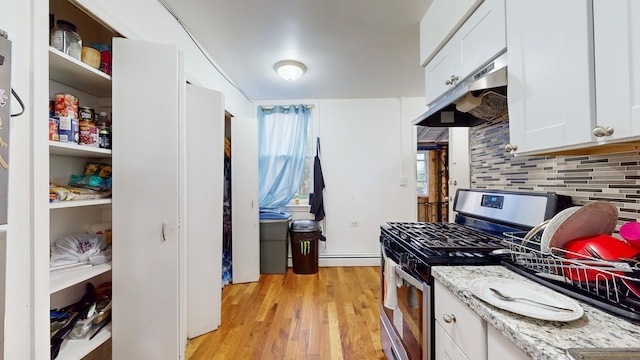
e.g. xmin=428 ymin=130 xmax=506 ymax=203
xmin=186 ymin=266 xmax=383 ymax=360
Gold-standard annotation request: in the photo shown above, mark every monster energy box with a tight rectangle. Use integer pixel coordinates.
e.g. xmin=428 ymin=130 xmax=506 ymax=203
xmin=289 ymin=219 xmax=320 ymax=274
xmin=259 ymin=213 xmax=292 ymax=274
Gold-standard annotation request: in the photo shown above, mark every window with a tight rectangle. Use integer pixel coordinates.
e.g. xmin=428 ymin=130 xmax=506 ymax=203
xmin=294 ymin=110 xmax=314 ymax=204
xmin=255 ymin=103 xmax=315 ymax=207
xmin=417 ymin=151 xmax=429 ymax=195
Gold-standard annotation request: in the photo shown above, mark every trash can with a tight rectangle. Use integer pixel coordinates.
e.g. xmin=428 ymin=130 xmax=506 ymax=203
xmin=259 ymin=211 xmax=292 ymax=274
xmin=289 ymin=219 xmax=320 ymax=274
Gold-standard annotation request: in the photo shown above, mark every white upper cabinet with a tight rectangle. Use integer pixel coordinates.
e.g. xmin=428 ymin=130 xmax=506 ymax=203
xmin=419 ymin=0 xmax=483 ymax=66
xmin=506 ymin=0 xmax=596 ymax=155
xmin=424 ymin=0 xmax=506 ymax=104
xmin=593 ymin=0 xmax=640 ymax=142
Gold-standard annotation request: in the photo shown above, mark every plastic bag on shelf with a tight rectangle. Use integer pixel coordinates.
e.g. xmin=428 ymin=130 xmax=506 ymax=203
xmin=50 ymin=234 xmax=107 ymax=268
xmin=85 ymin=222 xmax=112 ymax=244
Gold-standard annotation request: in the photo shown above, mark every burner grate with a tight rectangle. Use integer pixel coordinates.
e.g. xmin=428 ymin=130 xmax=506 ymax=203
xmin=387 ymin=221 xmax=504 ymax=254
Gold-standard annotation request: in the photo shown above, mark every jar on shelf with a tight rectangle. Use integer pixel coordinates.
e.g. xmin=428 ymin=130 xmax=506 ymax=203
xmin=50 ymin=20 xmax=82 ymax=60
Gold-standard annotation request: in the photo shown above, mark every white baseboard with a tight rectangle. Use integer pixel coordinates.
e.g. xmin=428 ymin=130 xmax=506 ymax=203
xmin=287 ymin=253 xmax=381 ymax=267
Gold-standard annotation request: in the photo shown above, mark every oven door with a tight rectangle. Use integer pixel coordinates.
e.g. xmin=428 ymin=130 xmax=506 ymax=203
xmin=381 ymin=244 xmax=431 ymax=360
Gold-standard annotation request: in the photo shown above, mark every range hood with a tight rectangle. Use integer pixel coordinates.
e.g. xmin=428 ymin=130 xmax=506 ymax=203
xmin=414 ymin=52 xmax=508 ymax=127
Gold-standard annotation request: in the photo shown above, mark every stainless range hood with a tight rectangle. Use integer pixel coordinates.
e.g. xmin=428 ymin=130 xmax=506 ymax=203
xmin=414 ymin=52 xmax=508 ymax=127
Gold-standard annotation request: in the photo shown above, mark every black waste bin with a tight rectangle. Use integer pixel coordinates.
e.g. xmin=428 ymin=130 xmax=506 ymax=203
xmin=289 ymin=219 xmax=320 ymax=274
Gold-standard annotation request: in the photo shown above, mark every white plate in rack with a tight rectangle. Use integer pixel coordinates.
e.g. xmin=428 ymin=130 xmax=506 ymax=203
xmin=468 ymin=277 xmax=584 ymax=322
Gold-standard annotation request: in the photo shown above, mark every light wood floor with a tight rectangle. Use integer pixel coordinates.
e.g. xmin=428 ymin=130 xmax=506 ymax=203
xmin=185 ymin=266 xmax=385 ymax=360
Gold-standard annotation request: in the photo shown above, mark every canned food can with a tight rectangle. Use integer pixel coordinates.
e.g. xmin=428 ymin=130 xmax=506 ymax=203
xmin=49 ymin=100 xmax=55 ymax=118
xmin=79 ymin=120 xmax=99 ymax=147
xmin=49 ymin=118 xmax=59 ymax=141
xmin=57 ymin=116 xmax=79 ymax=143
xmin=99 ymin=127 xmax=112 ymax=149
xmin=54 ymin=93 xmax=78 ymax=119
xmin=79 ymin=106 xmax=94 ymax=122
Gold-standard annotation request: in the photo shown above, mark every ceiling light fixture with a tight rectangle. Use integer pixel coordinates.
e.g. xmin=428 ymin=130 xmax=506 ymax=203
xmin=274 ymin=60 xmax=306 ymax=81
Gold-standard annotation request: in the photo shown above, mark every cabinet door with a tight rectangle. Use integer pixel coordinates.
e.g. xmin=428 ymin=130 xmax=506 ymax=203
xmin=112 ymin=38 xmax=184 ymax=359
xmin=506 ymin=0 xmax=595 ymax=154
xmin=487 ymin=325 xmax=530 ymax=360
xmin=419 ymin=0 xmax=483 ymax=66
xmin=231 ymin=117 xmax=260 ymax=283
xmin=425 ymin=44 xmax=459 ymax=105
xmin=434 ymin=281 xmax=486 ymax=360
xmin=185 ymin=84 xmax=224 ymax=338
xmin=435 ymin=322 xmax=470 ymax=360
xmin=457 ymin=0 xmax=505 ymax=78
xmin=593 ymin=0 xmax=640 ymax=141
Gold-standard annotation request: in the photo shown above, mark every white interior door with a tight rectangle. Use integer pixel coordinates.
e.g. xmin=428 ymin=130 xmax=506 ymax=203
xmin=448 ymin=127 xmax=470 ymax=222
xmin=186 ymin=84 xmax=224 ymax=338
xmin=231 ymin=117 xmax=260 ymax=283
xmin=112 ymin=38 xmax=184 ymax=359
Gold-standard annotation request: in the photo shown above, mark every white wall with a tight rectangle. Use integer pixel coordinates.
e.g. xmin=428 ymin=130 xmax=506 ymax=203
xmin=74 ymin=0 xmax=253 ymax=117
xmin=260 ymin=97 xmax=424 ymax=266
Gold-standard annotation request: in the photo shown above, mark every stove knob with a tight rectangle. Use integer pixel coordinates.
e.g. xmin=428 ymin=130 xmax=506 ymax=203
xmin=407 ymin=255 xmax=417 ymax=271
xmin=400 ymin=253 xmax=409 ymax=266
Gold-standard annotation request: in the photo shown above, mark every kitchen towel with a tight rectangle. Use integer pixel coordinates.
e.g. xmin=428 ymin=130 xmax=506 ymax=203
xmin=384 ymin=257 xmax=402 ymax=309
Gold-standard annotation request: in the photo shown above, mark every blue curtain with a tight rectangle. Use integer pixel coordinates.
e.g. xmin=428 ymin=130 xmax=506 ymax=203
xmin=258 ymin=105 xmax=310 ymax=211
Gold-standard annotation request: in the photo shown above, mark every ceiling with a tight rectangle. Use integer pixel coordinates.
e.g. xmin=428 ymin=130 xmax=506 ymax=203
xmin=161 ymin=0 xmax=447 ymax=143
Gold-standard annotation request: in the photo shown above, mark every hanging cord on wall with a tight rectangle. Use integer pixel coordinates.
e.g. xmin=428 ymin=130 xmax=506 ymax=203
xmin=10 ymin=88 xmax=25 ymax=117
xmin=156 ymin=0 xmax=252 ymax=102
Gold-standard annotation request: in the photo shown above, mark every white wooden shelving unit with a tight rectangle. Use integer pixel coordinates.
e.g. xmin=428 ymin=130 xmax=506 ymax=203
xmin=47 ymin=2 xmax=116 ymax=357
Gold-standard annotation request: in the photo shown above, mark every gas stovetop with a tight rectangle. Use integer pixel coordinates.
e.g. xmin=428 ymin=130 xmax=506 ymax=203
xmin=382 ymin=221 xmax=505 ymax=266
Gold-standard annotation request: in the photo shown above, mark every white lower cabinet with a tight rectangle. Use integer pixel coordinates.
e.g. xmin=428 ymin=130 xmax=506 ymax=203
xmin=487 ymin=325 xmax=530 ymax=360
xmin=434 ymin=281 xmax=487 ymax=360
xmin=435 ymin=280 xmax=532 ymax=360
xmin=435 ymin=321 xmax=470 ymax=360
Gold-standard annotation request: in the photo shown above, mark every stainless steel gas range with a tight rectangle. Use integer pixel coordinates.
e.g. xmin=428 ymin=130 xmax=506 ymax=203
xmin=380 ymin=189 xmax=571 ymax=360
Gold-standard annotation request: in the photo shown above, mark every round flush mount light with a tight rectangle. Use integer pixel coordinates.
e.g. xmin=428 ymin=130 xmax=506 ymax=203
xmin=274 ymin=60 xmax=306 ymax=81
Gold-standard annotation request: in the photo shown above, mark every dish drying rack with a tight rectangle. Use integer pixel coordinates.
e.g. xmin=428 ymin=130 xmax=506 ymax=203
xmin=501 ymin=231 xmax=640 ymax=322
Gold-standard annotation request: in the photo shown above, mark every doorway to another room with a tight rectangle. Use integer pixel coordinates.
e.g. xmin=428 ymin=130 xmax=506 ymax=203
xmin=417 ymin=145 xmax=449 ymax=223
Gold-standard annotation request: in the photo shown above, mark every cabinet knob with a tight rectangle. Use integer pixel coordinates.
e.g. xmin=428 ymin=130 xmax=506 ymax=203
xmin=592 ymin=126 xmax=614 ymax=137
xmin=445 ymin=75 xmax=459 ymax=85
xmin=443 ymin=314 xmax=456 ymax=323
xmin=504 ymin=143 xmax=518 ymax=153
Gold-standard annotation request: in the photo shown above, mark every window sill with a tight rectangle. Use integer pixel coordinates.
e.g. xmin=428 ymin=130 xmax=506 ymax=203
xmin=284 ymin=204 xmax=311 ymax=213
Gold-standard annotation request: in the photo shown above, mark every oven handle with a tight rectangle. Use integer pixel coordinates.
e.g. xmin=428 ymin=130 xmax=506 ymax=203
xmin=381 ymin=244 xmax=425 ymax=289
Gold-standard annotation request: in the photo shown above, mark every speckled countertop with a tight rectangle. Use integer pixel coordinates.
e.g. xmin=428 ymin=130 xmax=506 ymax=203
xmin=432 ymin=265 xmax=640 ymax=360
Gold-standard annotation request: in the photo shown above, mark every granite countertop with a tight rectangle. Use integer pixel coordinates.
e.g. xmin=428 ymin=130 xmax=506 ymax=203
xmin=432 ymin=265 xmax=640 ymax=360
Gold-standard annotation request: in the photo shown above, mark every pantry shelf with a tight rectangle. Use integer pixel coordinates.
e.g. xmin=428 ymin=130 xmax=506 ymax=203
xmin=49 ymin=141 xmax=112 ymax=158
xmin=49 ymin=198 xmax=112 ymax=210
xmin=56 ymin=322 xmax=112 ymax=360
xmin=49 ymin=47 xmax=111 ymax=97
xmin=50 ymin=262 xmax=112 ymax=294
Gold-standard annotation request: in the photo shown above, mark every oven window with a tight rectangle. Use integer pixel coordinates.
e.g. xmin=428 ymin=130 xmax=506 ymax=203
xmin=382 ymin=281 xmax=424 ymax=359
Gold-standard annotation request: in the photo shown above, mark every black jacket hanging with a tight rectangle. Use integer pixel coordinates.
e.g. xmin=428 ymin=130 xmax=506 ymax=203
xmin=310 ymin=137 xmax=325 ymax=222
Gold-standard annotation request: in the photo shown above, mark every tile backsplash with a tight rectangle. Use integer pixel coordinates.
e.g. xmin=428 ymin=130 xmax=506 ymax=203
xmin=470 ymin=118 xmax=640 ymax=225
